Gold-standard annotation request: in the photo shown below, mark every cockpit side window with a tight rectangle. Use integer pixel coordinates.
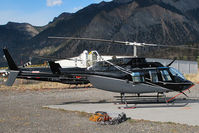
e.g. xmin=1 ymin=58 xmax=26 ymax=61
xmin=169 ymin=67 xmax=186 ymax=81
xmin=160 ymin=69 xmax=172 ymax=81
xmin=131 ymin=72 xmax=144 ymax=82
xmin=148 ymin=70 xmax=158 ymax=83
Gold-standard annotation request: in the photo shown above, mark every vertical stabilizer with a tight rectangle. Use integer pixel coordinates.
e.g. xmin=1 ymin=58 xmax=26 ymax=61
xmin=48 ymin=61 xmax=61 ymax=74
xmin=3 ymin=49 xmax=18 ymax=70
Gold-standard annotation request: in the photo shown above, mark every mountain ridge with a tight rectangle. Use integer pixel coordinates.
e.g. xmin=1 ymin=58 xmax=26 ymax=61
xmin=0 ymin=0 xmax=199 ymax=66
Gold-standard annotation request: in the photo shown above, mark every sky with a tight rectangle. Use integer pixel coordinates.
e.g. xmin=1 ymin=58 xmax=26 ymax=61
xmin=0 ymin=0 xmax=112 ymax=26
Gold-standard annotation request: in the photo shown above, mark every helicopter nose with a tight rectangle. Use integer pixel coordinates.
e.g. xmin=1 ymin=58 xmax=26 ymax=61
xmin=188 ymin=80 xmax=194 ymax=86
xmin=183 ymin=80 xmax=194 ymax=91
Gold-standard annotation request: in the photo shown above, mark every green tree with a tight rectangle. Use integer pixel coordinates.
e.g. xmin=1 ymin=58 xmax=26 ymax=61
xmin=183 ymin=56 xmax=188 ymax=60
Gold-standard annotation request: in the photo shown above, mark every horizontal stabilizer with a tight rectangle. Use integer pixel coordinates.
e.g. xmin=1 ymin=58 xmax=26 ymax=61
xmin=5 ymin=71 xmax=19 ymax=86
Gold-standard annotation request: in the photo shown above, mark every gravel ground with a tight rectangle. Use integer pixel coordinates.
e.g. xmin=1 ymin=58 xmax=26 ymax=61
xmin=0 ymin=85 xmax=199 ymax=133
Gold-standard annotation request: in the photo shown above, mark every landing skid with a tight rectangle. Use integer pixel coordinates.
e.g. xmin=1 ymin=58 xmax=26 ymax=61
xmin=115 ymin=92 xmax=176 ymax=109
xmin=117 ymin=93 xmax=137 ymax=109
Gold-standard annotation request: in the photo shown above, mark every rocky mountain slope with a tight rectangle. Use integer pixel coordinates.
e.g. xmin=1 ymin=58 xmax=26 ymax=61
xmin=0 ymin=22 xmax=40 ymax=45
xmin=1 ymin=0 xmax=199 ymax=66
xmin=0 ymin=22 xmax=43 ymax=65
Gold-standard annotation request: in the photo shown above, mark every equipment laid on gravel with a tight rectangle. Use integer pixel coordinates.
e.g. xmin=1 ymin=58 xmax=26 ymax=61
xmin=89 ymin=111 xmax=127 ymax=125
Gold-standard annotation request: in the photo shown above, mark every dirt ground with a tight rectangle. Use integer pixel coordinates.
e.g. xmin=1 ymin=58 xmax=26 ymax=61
xmin=0 ymin=83 xmax=199 ymax=133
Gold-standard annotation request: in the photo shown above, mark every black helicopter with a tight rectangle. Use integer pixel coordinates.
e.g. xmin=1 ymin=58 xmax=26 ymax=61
xmin=48 ymin=37 xmax=197 ymax=105
xmin=60 ymin=56 xmax=194 ymax=100
xmin=2 ymin=49 xmax=89 ymax=86
xmin=3 ymin=36 xmax=197 ymax=106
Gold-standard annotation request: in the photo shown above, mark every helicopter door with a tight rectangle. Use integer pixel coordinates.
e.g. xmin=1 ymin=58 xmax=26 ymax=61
xmin=159 ymin=69 xmax=172 ymax=82
xmin=148 ymin=70 xmax=159 ymax=83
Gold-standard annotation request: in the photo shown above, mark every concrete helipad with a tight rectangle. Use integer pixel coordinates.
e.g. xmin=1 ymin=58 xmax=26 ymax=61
xmin=45 ymin=98 xmax=199 ymax=126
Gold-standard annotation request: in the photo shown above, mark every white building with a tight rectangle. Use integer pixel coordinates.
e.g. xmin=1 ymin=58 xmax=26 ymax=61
xmin=55 ymin=50 xmax=198 ymax=74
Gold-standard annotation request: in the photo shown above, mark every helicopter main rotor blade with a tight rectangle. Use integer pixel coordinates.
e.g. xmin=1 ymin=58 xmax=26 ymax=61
xmin=48 ymin=36 xmax=127 ymax=45
xmin=32 ymin=55 xmax=83 ymax=61
xmin=48 ymin=36 xmax=199 ymax=50
xmin=32 ymin=56 xmax=63 ymax=60
xmin=48 ymin=36 xmax=158 ymax=46
xmin=153 ymin=44 xmax=199 ymax=50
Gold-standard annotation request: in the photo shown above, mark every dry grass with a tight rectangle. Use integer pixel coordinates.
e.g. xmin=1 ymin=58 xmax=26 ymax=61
xmin=43 ymin=107 xmax=92 ymax=117
xmin=0 ymin=78 xmax=91 ymax=91
xmin=185 ymin=70 xmax=199 ymax=83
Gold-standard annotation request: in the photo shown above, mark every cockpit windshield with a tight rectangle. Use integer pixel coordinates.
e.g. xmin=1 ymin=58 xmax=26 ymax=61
xmin=169 ymin=68 xmax=185 ymax=80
